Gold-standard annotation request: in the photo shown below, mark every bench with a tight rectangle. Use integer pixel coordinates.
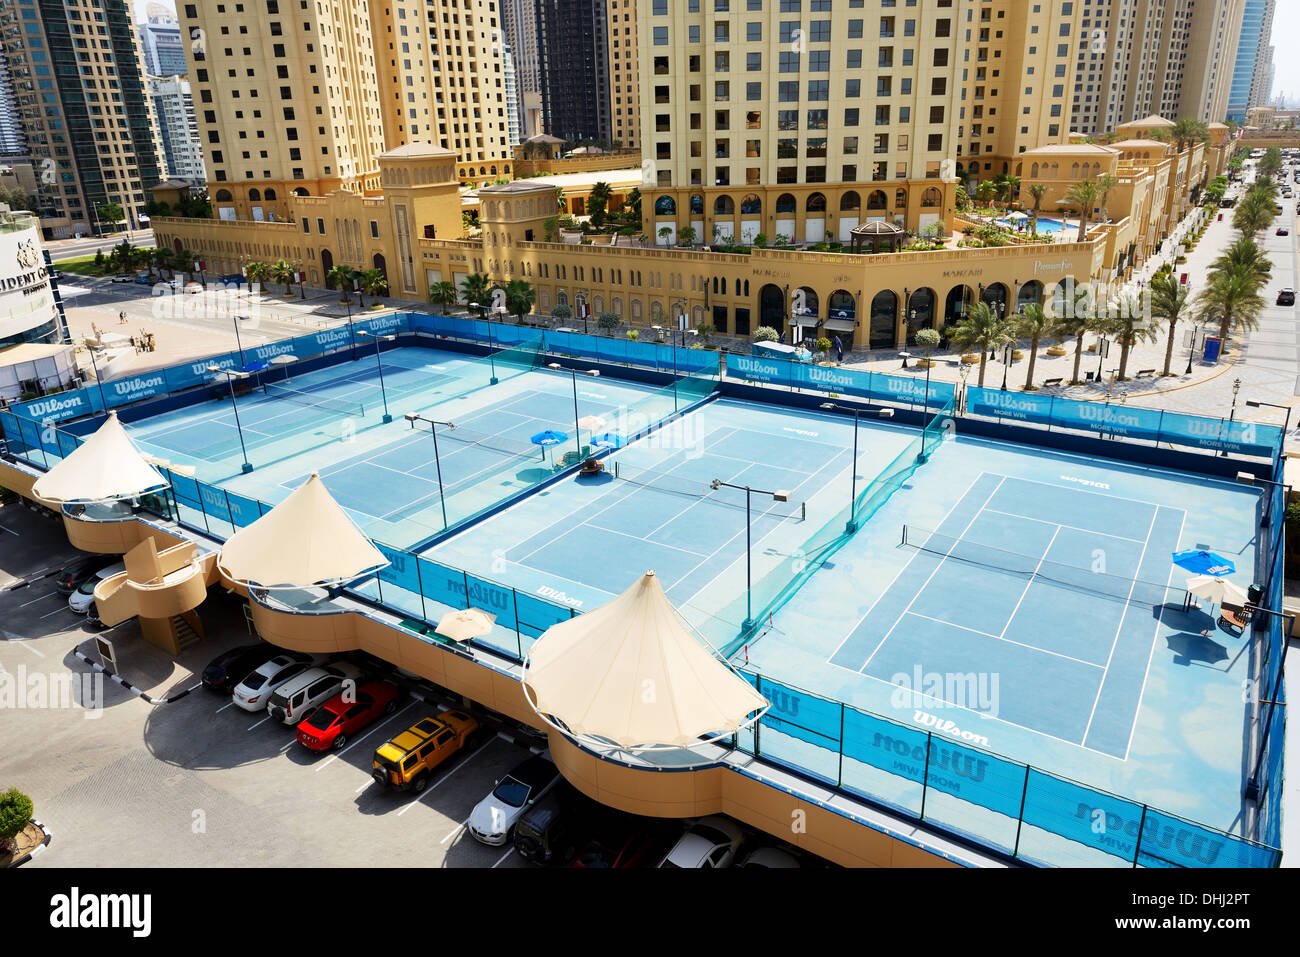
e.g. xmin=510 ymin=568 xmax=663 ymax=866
xmin=1135 ymin=368 xmax=1157 ymax=378
xmin=1042 ymin=377 xmax=1064 ymax=387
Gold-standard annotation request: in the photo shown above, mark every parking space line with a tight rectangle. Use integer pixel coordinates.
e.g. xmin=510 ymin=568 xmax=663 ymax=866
xmin=440 ymin=820 xmax=468 ymax=845
xmin=491 ymin=847 xmax=515 ymax=868
xmin=247 ymin=715 xmax=271 ymax=731
xmin=395 ymin=737 xmax=495 ymax=817
xmin=19 ymin=641 xmax=45 ymax=658
xmin=0 ymin=524 xmax=19 ymax=536
xmin=18 ymin=591 xmax=57 ymax=608
xmin=315 ymin=698 xmax=418 ymax=771
xmin=215 ymin=701 xmax=235 ymax=714
xmin=39 ymin=606 xmax=71 ymax=620
xmin=279 ymin=741 xmax=295 ymax=753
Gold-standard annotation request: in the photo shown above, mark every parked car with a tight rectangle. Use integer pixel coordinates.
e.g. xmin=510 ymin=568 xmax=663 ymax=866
xmin=184 ymin=281 xmax=204 ymax=294
xmin=84 ymin=601 xmax=106 ymax=631
xmin=67 ymin=561 xmax=125 ymax=614
xmin=658 ymin=816 xmax=746 ymax=868
xmin=266 ymin=661 xmax=365 ymax=726
xmin=53 ymin=555 xmax=121 ymax=596
xmin=134 ymin=274 xmax=154 ymax=285
xmin=512 ymin=782 xmax=592 ymax=865
xmin=468 ymin=754 xmax=561 ymax=846
xmin=1278 ymin=288 xmax=1296 ymax=306
xmin=737 ymin=846 xmax=802 ymax=868
xmin=109 ymin=274 xmax=133 ymax=283
xmin=230 ymin=652 xmax=318 ymax=712
xmin=371 ymin=711 xmax=479 ymax=792
xmin=571 ymin=817 xmax=680 ymax=869
xmin=1277 ymin=227 xmax=1290 ymax=236
xmin=202 ymin=642 xmax=275 ymax=693
xmin=296 ymin=680 xmax=402 ymax=751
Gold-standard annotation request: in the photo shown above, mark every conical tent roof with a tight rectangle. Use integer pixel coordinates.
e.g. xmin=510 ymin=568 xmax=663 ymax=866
xmin=522 ymin=571 xmax=768 ymax=749
xmin=31 ymin=410 xmax=167 ymax=505
xmin=217 ymin=472 xmax=388 ymax=589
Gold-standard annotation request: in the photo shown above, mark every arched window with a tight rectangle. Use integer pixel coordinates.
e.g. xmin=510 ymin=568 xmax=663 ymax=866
xmin=740 ymin=194 xmax=762 ymax=215
xmin=1070 ymin=163 xmax=1079 ymax=178
xmin=1031 ymin=162 xmax=1039 ymax=178
xmin=921 ymin=187 xmax=942 ymax=208
xmin=806 ymin=192 xmax=827 ymax=213
xmin=689 ymin=193 xmax=704 ymax=215
xmin=293 ymin=187 xmax=309 ymax=197
xmin=840 ymin=191 xmax=861 ymax=212
xmin=714 ymin=195 xmax=735 ymax=215
xmin=895 ymin=188 xmax=907 ymax=208
xmin=249 ymin=188 xmax=261 ymax=201
xmin=775 ymin=193 xmax=797 ymax=214
xmin=866 ymin=190 xmax=887 ymax=210
xmin=216 ymin=189 xmax=233 ymax=202
xmin=264 ymin=188 xmax=277 ymax=200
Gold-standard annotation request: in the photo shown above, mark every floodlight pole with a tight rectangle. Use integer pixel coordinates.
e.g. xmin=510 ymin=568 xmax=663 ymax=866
xmin=820 ymin=402 xmax=895 ymax=532
xmin=711 ymin=478 xmax=792 ymax=632
xmin=84 ymin=342 xmax=108 ymax=410
xmin=407 ymin=413 xmax=455 ymax=528
xmin=358 ymin=331 xmax=394 ymax=423
xmin=211 ymin=366 xmax=253 ymax=473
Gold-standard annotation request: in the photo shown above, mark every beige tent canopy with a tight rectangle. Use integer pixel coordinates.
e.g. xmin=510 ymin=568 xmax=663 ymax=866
xmin=31 ymin=410 xmax=167 ymax=505
xmin=217 ymin=472 xmax=388 ymax=589
xmin=522 ymin=571 xmax=769 ymax=749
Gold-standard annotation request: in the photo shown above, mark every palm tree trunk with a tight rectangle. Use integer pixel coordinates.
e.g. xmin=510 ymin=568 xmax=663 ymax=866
xmin=1163 ymin=323 xmax=1177 ymax=376
xmin=1219 ymin=310 xmax=1231 ymax=343
xmin=1077 ymin=212 xmax=1091 ymax=242
xmin=1072 ymin=333 xmax=1084 ymax=383
xmin=978 ymin=351 xmax=988 ymax=387
xmin=1024 ymin=335 xmax=1039 ymax=389
xmin=1117 ymin=340 xmax=1131 ymax=380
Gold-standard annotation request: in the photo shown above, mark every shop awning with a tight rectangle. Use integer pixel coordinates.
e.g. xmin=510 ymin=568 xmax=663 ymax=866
xmin=824 ymin=319 xmax=855 ymax=333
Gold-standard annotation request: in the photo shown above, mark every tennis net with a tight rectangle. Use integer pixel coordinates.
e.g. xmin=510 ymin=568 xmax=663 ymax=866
xmin=900 ymin=524 xmax=1176 ymax=606
xmin=614 ymin=461 xmax=806 ymax=521
xmin=264 ymin=382 xmax=365 ymax=418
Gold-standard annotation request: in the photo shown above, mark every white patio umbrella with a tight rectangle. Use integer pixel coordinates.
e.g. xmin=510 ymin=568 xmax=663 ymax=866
xmin=576 ymin=414 xmax=607 ymax=446
xmin=435 ymin=608 xmax=497 ymax=642
xmin=1186 ymin=574 xmax=1248 ymax=611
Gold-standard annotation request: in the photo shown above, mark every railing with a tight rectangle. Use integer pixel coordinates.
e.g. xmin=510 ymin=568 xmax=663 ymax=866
xmin=736 ymin=671 xmax=1281 ymax=868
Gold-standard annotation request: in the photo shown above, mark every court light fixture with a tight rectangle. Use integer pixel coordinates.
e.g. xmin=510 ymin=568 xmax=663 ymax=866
xmin=207 ymin=365 xmax=253 ymax=473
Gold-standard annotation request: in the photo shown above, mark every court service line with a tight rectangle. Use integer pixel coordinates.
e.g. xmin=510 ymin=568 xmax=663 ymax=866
xmin=1120 ymin=509 xmax=1188 ymax=762
xmin=980 ymin=508 xmax=1147 ymax=546
xmin=998 ymin=472 xmax=1167 ymax=514
xmin=997 ymin=525 xmax=1063 ymax=639
xmin=858 ymin=476 xmax=1008 ymax=674
xmin=904 ymin=609 xmax=1105 ymax=670
xmin=824 ymin=471 xmax=990 ymax=666
xmin=1080 ymin=503 xmax=1160 ymax=743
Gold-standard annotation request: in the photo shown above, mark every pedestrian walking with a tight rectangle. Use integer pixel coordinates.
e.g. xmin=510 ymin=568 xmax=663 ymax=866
xmin=119 ymin=310 xmax=127 ymax=324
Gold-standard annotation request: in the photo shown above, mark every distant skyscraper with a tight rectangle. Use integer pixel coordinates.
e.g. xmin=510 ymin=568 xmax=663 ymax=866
xmin=502 ymin=0 xmax=541 ymax=141
xmin=148 ymin=75 xmax=205 ymax=180
xmin=138 ymin=13 xmax=187 ymax=76
xmin=503 ymin=43 xmax=521 ymax=148
xmin=0 ymin=57 xmax=27 ymax=157
xmin=1227 ymin=0 xmax=1275 ymax=123
xmin=535 ymin=0 xmax=611 ymax=144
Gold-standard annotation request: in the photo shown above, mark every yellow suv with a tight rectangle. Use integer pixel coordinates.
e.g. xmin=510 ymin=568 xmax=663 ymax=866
xmin=371 ymin=711 xmax=479 ymax=793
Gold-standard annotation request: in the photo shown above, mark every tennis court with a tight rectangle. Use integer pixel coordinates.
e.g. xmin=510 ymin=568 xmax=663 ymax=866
xmin=424 ymin=398 xmax=920 ymax=628
xmin=121 ymin=344 xmax=691 ymax=545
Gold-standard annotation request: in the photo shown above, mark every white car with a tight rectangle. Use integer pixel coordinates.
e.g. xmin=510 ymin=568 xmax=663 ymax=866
xmin=230 ymin=652 xmax=319 ymax=712
xmin=67 ymin=562 xmax=125 ymax=614
xmin=265 ymin=661 xmax=364 ymax=725
xmin=658 ymin=816 xmax=746 ymax=868
xmin=467 ymin=754 xmax=560 ymax=845
xmin=737 ymin=846 xmax=802 ymax=868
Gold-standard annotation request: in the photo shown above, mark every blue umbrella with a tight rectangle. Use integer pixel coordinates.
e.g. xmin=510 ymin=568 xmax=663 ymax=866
xmin=1172 ymin=549 xmax=1235 ymax=577
xmin=591 ymin=432 xmax=623 ymax=450
xmin=530 ymin=429 xmax=568 ymax=464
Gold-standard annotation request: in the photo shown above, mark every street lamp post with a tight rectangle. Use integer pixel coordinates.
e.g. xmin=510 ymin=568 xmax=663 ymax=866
xmin=342 ymin=288 xmax=358 ymax=360
xmin=405 ymin=413 xmax=456 ymax=529
xmin=208 ymin=366 xmax=253 ymax=473
xmin=1222 ymin=377 xmax=1242 ymax=456
xmin=709 ymin=478 xmax=792 ymax=632
xmin=356 ymin=331 xmax=395 ymax=422
xmin=84 ymin=340 xmax=108 ymax=410
xmin=232 ymin=314 xmax=249 ymax=368
xmin=819 ymin=402 xmax=895 ymax=532
xmin=1246 ymin=399 xmax=1293 ymax=444
xmin=1000 ymin=341 xmax=1013 ymax=392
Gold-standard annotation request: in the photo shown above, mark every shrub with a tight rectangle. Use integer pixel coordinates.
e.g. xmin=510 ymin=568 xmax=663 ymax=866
xmin=753 ymin=233 xmax=768 ymax=248
xmin=814 ymin=336 xmax=832 ymax=355
xmin=0 ymin=787 xmax=34 ymax=853
xmin=596 ymin=312 xmax=620 ymax=335
xmin=626 ymin=329 xmax=639 ymax=341
xmin=752 ymin=326 xmax=780 ymax=343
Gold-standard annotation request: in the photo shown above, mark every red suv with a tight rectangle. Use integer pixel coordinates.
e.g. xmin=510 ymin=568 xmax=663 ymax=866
xmin=295 ymin=680 xmax=402 ymax=751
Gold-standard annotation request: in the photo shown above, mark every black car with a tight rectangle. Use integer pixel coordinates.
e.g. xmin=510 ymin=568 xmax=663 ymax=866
xmin=1278 ymin=288 xmax=1296 ymax=306
xmin=202 ymin=642 xmax=276 ymax=693
xmin=53 ymin=554 xmax=121 ymax=596
xmin=84 ymin=602 xmax=107 ymax=631
xmin=513 ymin=782 xmax=596 ymax=866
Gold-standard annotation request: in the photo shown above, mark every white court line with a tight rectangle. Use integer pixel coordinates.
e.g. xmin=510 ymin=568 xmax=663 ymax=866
xmin=395 ymin=736 xmax=495 ymax=817
xmin=1080 ymin=503 xmax=1160 ymax=742
xmin=996 ymin=472 xmax=1167 ymax=513
xmin=492 ymin=847 xmax=516 ymax=868
xmin=315 ymin=699 xmax=418 ymax=771
xmin=1121 ymin=509 xmax=1187 ymax=762
xmin=905 ymin=609 xmax=1105 ymax=669
xmin=859 ymin=477 xmax=1009 ymax=674
xmin=981 ymin=508 xmax=1146 ymax=545
xmin=825 ymin=471 xmax=989 ymax=665
xmin=996 ymin=525 xmax=1062 ymax=639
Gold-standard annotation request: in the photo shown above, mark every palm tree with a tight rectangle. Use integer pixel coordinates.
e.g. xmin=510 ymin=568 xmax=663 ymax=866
xmin=1063 ymin=179 xmax=1101 ymax=242
xmin=1013 ymin=304 xmax=1061 ymax=390
xmin=998 ymin=174 xmax=1020 ymax=209
xmin=1233 ymin=192 xmax=1274 ymax=238
xmin=1055 ymin=311 xmax=1092 ymax=385
xmin=1170 ymin=117 xmax=1208 ymax=152
xmin=1211 ymin=237 xmax=1272 ymax=290
xmin=1149 ymin=271 xmax=1191 ymax=376
xmin=244 ymin=260 xmax=271 ymax=288
xmin=1110 ymin=295 xmax=1158 ymax=381
xmin=975 ymin=180 xmax=998 ymax=210
xmin=174 ymin=248 xmax=198 ymax=276
xmin=359 ymin=268 xmax=388 ymax=301
xmin=588 ymin=181 xmax=613 ymax=227
xmin=326 ymin=264 xmax=356 ymax=301
xmin=945 ymin=301 xmax=1013 ymax=386
xmin=1096 ymin=172 xmax=1119 ymax=222
xmin=428 ymin=280 xmax=457 ymax=311
xmin=503 ymin=278 xmax=535 ymax=323
xmin=1195 ymin=268 xmax=1265 ymax=345
xmin=270 ymin=259 xmax=295 ymax=295
xmin=150 ymin=247 xmax=171 ymax=278
xmin=1027 ymin=183 xmax=1047 ymax=235
xmin=459 ymin=272 xmax=491 ymax=312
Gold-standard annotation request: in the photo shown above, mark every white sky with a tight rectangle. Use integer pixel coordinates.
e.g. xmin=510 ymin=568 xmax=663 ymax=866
xmin=1270 ymin=1 xmax=1298 ymax=106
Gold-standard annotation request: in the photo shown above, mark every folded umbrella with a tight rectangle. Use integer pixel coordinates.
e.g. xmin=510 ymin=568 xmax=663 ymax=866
xmin=435 ymin=608 xmax=497 ymax=642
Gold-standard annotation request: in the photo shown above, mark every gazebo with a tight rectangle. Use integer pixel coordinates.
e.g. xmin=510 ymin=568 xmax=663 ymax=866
xmin=849 ymin=219 xmax=906 ymax=253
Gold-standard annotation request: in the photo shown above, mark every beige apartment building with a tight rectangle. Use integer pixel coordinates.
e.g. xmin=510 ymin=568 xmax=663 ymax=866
xmin=1070 ymin=0 xmax=1246 ymax=136
xmin=607 ymin=0 xmax=640 ymax=150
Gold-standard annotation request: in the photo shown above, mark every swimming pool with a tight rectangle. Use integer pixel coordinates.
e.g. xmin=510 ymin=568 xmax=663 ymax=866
xmin=999 ymin=216 xmax=1069 ymax=234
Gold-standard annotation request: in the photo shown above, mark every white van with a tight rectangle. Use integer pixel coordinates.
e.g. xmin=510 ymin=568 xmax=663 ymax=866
xmin=266 ymin=662 xmax=365 ymax=725
xmin=68 ymin=561 xmax=125 ymax=614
